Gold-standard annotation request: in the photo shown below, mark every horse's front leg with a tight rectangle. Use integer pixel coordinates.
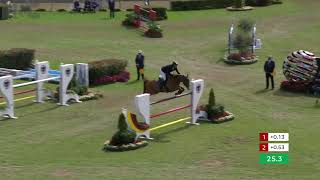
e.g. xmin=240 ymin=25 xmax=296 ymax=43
xmin=175 ymin=87 xmax=184 ymax=95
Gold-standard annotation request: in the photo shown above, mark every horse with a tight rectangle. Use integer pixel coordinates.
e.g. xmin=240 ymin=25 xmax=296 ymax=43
xmin=143 ymin=74 xmax=190 ymax=95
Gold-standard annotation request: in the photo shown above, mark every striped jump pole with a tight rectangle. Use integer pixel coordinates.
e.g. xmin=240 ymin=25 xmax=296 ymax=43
xmin=130 ymin=79 xmax=204 ymax=139
xmin=150 ymin=92 xmax=191 ymax=105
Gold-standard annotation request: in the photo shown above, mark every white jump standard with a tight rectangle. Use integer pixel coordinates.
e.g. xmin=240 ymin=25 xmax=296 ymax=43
xmin=124 ymin=79 xmax=205 ymax=139
xmin=0 ymin=61 xmax=81 ymax=119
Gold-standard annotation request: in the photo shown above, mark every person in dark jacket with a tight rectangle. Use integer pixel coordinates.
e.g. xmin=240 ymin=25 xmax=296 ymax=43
xmin=264 ymin=56 xmax=276 ymax=89
xmin=159 ymin=61 xmax=180 ymax=89
xmin=135 ymin=50 xmax=144 ymax=80
xmin=108 ymin=0 xmax=115 ymax=18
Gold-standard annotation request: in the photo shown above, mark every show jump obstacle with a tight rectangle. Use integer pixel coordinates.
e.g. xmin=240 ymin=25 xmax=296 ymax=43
xmin=228 ymin=24 xmax=261 ymax=54
xmin=133 ymin=4 xmax=157 ymax=29
xmin=0 ymin=61 xmax=81 ymax=119
xmin=123 ymin=79 xmax=205 ymax=139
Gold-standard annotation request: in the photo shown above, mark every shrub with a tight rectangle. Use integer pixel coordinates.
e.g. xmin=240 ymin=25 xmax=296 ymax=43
xmin=99 ymin=8 xmax=107 ymax=12
xmin=234 ymin=0 xmax=245 ymax=8
xmin=233 ymin=31 xmax=253 ymax=54
xmin=35 ymin=8 xmax=46 ymax=12
xmin=254 ymin=0 xmax=273 ymax=6
xmin=0 ymin=48 xmax=35 ymax=70
xmin=144 ymin=7 xmax=168 ymax=20
xmin=92 ymin=70 xmax=130 ymax=85
xmin=88 ymin=59 xmax=128 ymax=85
xmin=0 ymin=5 xmax=9 ymax=20
xmin=20 ymin=4 xmax=32 ymax=12
xmin=238 ymin=18 xmax=254 ymax=32
xmin=171 ymin=0 xmax=234 ymax=11
xmin=208 ymin=88 xmax=216 ymax=106
xmin=280 ymin=81 xmax=312 ymax=93
xmin=147 ymin=21 xmax=162 ymax=33
xmin=110 ymin=113 xmax=136 ymax=146
xmin=57 ymin=9 xmax=66 ymax=12
xmin=122 ymin=12 xmax=139 ymax=27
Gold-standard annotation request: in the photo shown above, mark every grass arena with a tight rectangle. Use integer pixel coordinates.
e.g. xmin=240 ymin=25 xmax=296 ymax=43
xmin=0 ymin=0 xmax=320 ymax=179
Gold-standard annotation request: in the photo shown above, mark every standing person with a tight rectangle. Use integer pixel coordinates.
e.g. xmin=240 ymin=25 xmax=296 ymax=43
xmin=135 ymin=50 xmax=144 ymax=80
xmin=264 ymin=56 xmax=276 ymax=90
xmin=108 ymin=0 xmax=115 ymax=18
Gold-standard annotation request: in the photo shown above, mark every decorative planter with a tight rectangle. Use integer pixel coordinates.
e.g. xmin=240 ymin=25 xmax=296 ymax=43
xmin=103 ymin=140 xmax=148 ymax=152
xmin=211 ymin=111 xmax=235 ymax=123
xmin=79 ymin=92 xmax=103 ymax=101
xmin=226 ymin=6 xmax=254 ymax=11
xmin=144 ymin=29 xmax=163 ymax=38
xmin=224 ymin=57 xmax=258 ymax=65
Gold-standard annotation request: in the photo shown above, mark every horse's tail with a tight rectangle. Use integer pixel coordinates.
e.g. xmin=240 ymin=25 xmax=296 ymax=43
xmin=143 ymin=78 xmax=148 ymax=93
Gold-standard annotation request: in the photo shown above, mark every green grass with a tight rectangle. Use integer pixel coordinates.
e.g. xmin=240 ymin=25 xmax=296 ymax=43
xmin=1 ymin=0 xmax=320 ymax=179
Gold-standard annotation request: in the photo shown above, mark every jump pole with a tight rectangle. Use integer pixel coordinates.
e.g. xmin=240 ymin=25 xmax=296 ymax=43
xmin=131 ymin=79 xmax=204 ymax=139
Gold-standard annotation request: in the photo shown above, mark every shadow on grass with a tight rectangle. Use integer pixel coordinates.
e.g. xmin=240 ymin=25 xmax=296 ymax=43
xmin=273 ymin=89 xmax=310 ymax=98
xmin=19 ymin=105 xmax=61 ymax=118
xmin=254 ymin=89 xmax=269 ymax=94
xmin=126 ymin=79 xmax=140 ymax=85
xmin=150 ymin=125 xmax=192 ymax=143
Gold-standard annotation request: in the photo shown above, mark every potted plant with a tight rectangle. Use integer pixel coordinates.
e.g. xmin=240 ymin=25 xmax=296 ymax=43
xmin=225 ymin=18 xmax=258 ymax=65
xmin=198 ymin=89 xmax=235 ymax=123
xmin=103 ymin=113 xmax=148 ymax=152
xmin=144 ymin=21 xmax=163 ymax=38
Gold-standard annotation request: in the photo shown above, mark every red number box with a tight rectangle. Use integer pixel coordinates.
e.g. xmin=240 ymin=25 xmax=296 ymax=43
xmin=259 ymin=143 xmax=268 ymax=152
xmin=260 ymin=132 xmax=268 ymax=141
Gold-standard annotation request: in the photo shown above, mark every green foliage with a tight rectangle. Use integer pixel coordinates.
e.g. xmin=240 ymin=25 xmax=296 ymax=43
xmin=147 ymin=7 xmax=168 ymax=20
xmin=122 ymin=12 xmax=139 ymax=26
xmin=88 ymin=59 xmax=127 ymax=85
xmin=147 ymin=21 xmax=162 ymax=33
xmin=0 ymin=48 xmax=35 ymax=70
xmin=171 ymin=0 xmax=234 ymax=11
xmin=0 ymin=5 xmax=9 ymax=20
xmin=171 ymin=0 xmax=281 ymax=10
xmin=237 ymin=18 xmax=254 ymax=32
xmin=206 ymin=104 xmax=225 ymax=119
xmin=35 ymin=8 xmax=46 ymax=12
xmin=233 ymin=30 xmax=253 ymax=54
xmin=117 ymin=113 xmax=127 ymax=131
xmin=233 ymin=0 xmax=245 ymax=8
xmin=56 ymin=9 xmax=67 ymax=12
xmin=110 ymin=113 xmax=136 ymax=146
xmin=208 ymin=88 xmax=216 ymax=106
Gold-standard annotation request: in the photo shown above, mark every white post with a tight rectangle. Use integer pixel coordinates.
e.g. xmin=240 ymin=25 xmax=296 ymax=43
xmin=134 ymin=93 xmax=151 ymax=139
xmin=0 ymin=75 xmax=16 ymax=119
xmin=189 ymin=79 xmax=204 ymax=125
xmin=35 ymin=61 xmax=49 ymax=103
xmin=59 ymin=64 xmax=81 ymax=106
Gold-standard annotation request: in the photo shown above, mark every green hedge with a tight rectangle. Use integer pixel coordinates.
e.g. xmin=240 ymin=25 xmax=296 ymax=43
xmin=0 ymin=6 xmax=9 ymax=20
xmin=171 ymin=0 xmax=233 ymax=11
xmin=0 ymin=48 xmax=35 ymax=70
xmin=144 ymin=7 xmax=168 ymax=20
xmin=171 ymin=0 xmax=282 ymax=11
xmin=88 ymin=59 xmax=127 ymax=84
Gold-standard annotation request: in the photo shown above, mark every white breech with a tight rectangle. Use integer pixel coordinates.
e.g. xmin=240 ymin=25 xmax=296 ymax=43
xmin=159 ymin=70 xmax=166 ymax=81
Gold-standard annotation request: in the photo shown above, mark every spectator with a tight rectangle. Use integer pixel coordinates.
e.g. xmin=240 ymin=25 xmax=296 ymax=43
xmin=108 ymin=0 xmax=115 ymax=18
xmin=135 ymin=50 xmax=145 ymax=80
xmin=73 ymin=0 xmax=81 ymax=12
xmin=264 ymin=56 xmax=276 ymax=90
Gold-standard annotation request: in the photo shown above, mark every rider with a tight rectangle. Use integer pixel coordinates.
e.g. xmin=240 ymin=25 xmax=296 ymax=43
xmin=159 ymin=61 xmax=180 ymax=90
